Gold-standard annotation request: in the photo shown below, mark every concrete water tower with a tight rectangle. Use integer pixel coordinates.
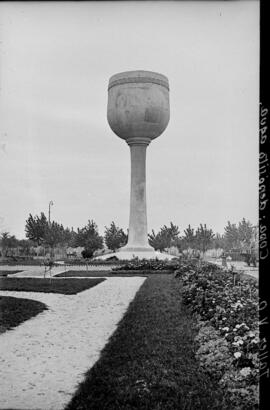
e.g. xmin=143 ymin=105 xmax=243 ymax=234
xmin=106 ymin=70 xmax=171 ymax=260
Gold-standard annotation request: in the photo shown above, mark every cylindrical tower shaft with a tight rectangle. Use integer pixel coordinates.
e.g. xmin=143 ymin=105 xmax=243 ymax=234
xmin=126 ymin=140 xmax=152 ymax=250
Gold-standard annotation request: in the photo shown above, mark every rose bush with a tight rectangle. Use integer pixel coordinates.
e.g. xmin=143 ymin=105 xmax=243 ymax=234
xmin=175 ymin=261 xmax=259 ymax=409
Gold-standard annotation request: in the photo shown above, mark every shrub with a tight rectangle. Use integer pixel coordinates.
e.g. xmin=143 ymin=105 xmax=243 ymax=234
xmin=175 ymin=260 xmax=259 ymax=409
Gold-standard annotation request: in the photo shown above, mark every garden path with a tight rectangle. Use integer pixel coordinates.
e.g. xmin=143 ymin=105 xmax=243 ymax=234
xmin=0 ymin=276 xmax=146 ymax=410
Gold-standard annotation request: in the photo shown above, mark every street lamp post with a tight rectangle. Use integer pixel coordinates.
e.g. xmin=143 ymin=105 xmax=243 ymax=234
xmin=48 ymin=201 xmax=54 ymax=226
xmin=48 ymin=200 xmax=54 ymax=265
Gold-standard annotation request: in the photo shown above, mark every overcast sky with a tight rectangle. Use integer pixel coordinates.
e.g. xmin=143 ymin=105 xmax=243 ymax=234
xmin=0 ymin=1 xmax=259 ymax=239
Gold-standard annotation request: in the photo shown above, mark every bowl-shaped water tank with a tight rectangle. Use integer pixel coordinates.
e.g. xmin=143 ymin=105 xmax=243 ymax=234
xmin=107 ymin=70 xmax=170 ymax=142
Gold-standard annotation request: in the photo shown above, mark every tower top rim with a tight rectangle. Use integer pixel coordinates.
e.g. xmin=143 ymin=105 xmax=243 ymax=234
xmin=108 ymin=70 xmax=169 ymax=91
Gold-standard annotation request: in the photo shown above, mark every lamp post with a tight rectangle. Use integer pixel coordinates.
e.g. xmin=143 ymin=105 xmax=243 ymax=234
xmin=48 ymin=201 xmax=54 ymax=226
xmin=48 ymin=200 xmax=54 ymax=264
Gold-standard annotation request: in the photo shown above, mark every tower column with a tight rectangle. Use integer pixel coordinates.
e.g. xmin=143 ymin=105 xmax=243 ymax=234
xmin=122 ymin=137 xmax=154 ymax=252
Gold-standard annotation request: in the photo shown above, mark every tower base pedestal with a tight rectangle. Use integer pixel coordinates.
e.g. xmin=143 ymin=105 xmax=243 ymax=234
xmin=95 ymin=248 xmax=176 ymax=261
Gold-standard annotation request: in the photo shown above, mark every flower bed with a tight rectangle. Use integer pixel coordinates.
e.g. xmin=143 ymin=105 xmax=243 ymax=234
xmin=60 ymin=258 xmax=126 ymax=266
xmin=112 ymin=258 xmax=179 ymax=272
xmin=175 ymin=261 xmax=259 ymax=409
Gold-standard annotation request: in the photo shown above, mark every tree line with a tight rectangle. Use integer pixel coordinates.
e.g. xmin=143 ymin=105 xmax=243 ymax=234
xmin=0 ymin=213 xmax=257 ymax=258
xmin=149 ymin=219 xmax=257 ymax=254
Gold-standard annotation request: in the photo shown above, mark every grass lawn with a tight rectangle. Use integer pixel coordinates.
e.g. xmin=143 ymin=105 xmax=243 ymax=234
xmin=0 ymin=296 xmax=47 ymax=334
xmin=66 ymin=274 xmax=229 ymax=410
xmin=0 ymin=278 xmax=105 ymax=294
xmin=55 ymin=270 xmax=148 ymax=278
xmin=0 ymin=270 xmax=23 ymax=277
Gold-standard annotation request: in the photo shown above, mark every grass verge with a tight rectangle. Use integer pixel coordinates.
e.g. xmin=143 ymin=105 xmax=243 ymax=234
xmin=0 ymin=270 xmax=22 ymax=277
xmin=0 ymin=296 xmax=47 ymax=334
xmin=66 ymin=274 xmax=229 ymax=410
xmin=0 ymin=278 xmax=105 ymax=294
xmin=56 ymin=270 xmax=151 ymax=278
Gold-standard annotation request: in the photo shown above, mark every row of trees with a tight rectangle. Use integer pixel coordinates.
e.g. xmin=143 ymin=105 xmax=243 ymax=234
xmin=149 ymin=219 xmax=256 ymax=254
xmin=0 ymin=232 xmax=34 ymax=257
xmin=23 ymin=214 xmax=127 ymax=258
xmin=25 ymin=213 xmax=76 ymax=247
xmin=222 ymin=219 xmax=256 ymax=251
xmin=0 ymin=217 xmax=125 ymax=259
xmin=149 ymin=222 xmax=215 ymax=253
xmin=0 ymin=214 xmax=257 ymax=259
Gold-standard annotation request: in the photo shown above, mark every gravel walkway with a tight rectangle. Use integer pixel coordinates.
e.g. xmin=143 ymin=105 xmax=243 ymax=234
xmin=0 ymin=277 xmax=146 ymax=410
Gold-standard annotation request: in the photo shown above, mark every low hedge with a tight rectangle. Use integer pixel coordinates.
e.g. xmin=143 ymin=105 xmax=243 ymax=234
xmin=60 ymin=259 xmax=124 ymax=266
xmin=112 ymin=259 xmax=179 ymax=272
xmin=111 ymin=269 xmax=173 ymax=275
